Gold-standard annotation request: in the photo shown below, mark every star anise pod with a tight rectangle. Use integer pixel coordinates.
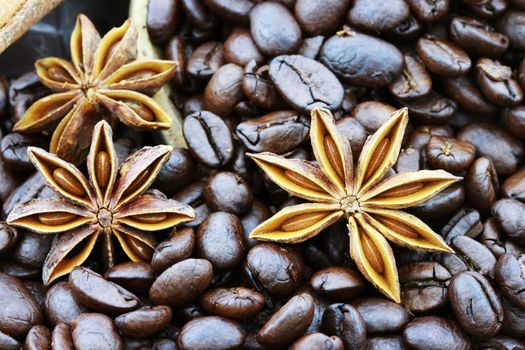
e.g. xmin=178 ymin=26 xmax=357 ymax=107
xmin=13 ymin=14 xmax=177 ymax=162
xmin=249 ymin=108 xmax=459 ymax=302
xmin=6 ymin=120 xmax=194 ymax=284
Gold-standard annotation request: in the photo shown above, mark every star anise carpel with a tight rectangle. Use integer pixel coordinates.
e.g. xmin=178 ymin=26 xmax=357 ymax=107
xmin=13 ymin=14 xmax=177 ymax=162
xmin=248 ymin=107 xmax=460 ymax=302
xmin=6 ymin=120 xmax=195 ymax=285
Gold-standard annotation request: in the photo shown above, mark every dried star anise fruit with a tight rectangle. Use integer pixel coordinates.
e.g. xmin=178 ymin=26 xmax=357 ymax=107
xmin=249 ymin=108 xmax=459 ymax=302
xmin=13 ymin=14 xmax=177 ymax=162
xmin=6 ymin=120 xmax=195 ymax=284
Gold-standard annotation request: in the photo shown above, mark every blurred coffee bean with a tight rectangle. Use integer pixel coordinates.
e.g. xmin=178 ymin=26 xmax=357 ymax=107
xmin=71 ymin=313 xmax=122 ymax=350
xmin=69 ymin=267 xmax=140 ymax=315
xmin=196 ymin=212 xmax=245 ymax=270
xmin=355 ymin=298 xmax=410 ymax=334
xmin=347 ymin=0 xmax=409 ymax=31
xmin=51 ymin=323 xmax=73 ymax=350
xmin=416 ymin=36 xmax=471 ymax=77
xmin=475 ymin=58 xmax=523 ymax=106
xmin=441 ymin=75 xmax=497 ymax=115
xmin=289 ymin=333 xmax=344 ymax=350
xmin=384 ymin=15 xmax=424 ymax=42
xmin=481 ymin=217 xmax=524 ymax=258
xmin=441 ymin=235 xmax=497 ymax=278
xmin=492 ymin=198 xmax=525 ymax=245
xmin=105 ymin=262 xmax=155 ymax=295
xmin=173 ymin=182 xmax=210 ymax=228
xmin=495 ymin=254 xmax=525 ymax=308
xmin=406 ymin=0 xmax=449 ymax=22
xmin=186 ymin=42 xmax=223 ymax=80
xmin=249 ymin=2 xmax=302 ymax=56
xmin=23 ymin=325 xmax=51 ymax=350
xmin=204 ymin=172 xmax=253 ymax=215
xmin=151 ymin=227 xmax=195 ymax=271
xmin=115 ymin=306 xmax=172 ymax=338
xmin=0 ymin=331 xmax=19 ymax=350
xmin=152 ymin=339 xmax=178 ymax=350
xmin=0 ymin=222 xmax=18 ymax=255
xmin=203 ymin=63 xmax=244 ymax=117
xmin=466 ymin=157 xmax=499 ymax=215
xmin=400 ymin=91 xmax=457 ymax=124
xmin=498 ymin=10 xmax=525 ymax=50
xmin=294 ymin=0 xmax=349 ymax=36
xmin=0 ymin=133 xmax=47 ymax=173
xmin=242 ymin=62 xmax=289 ymax=110
xmin=411 ymin=183 xmax=465 ymax=219
xmin=200 ymin=287 xmax=265 ymax=320
xmin=147 ymin=0 xmax=179 ymax=45
xmin=441 ymin=208 xmax=483 ymax=243
xmin=320 ymin=30 xmax=403 ymax=87
xmin=204 ymin=0 xmax=253 ymax=24
xmin=181 ymin=0 xmax=214 ymax=30
xmin=395 ymin=148 xmax=422 ymax=173
xmin=178 ymin=316 xmax=245 ymax=350
xmin=9 ymin=71 xmax=49 ymax=126
xmin=0 ymin=261 xmax=40 ymax=280
xmin=149 ymin=258 xmax=213 ymax=306
xmin=154 ymin=147 xmax=195 ymax=196
xmin=12 ymin=231 xmax=52 ymax=268
xmin=465 ymin=0 xmax=507 ymax=18
xmin=321 ymin=303 xmax=367 ymax=350
xmin=351 ymin=101 xmax=395 ymax=133
xmin=449 ymin=271 xmax=503 ymax=337
xmin=45 ymin=282 xmax=88 ymax=327
xmin=403 ymin=316 xmax=471 ymax=350
xmin=449 ymin=16 xmax=509 ymax=57
xmin=240 ymin=200 xmax=271 ymax=248
xmin=165 ymin=36 xmax=188 ymax=88
xmin=23 ymin=281 xmax=45 ymax=312
xmin=224 ymin=30 xmax=264 ymax=66
xmin=501 ymin=166 xmax=525 ymax=201
xmin=335 ymin=116 xmax=367 ymax=156
xmin=425 ymin=136 xmax=475 ymax=173
xmin=367 ymin=335 xmax=405 ymax=350
xmin=406 ymin=124 xmax=454 ymax=150
xmin=476 ymin=335 xmax=525 ymax=350
xmin=0 ymin=157 xmax=23 ymax=209
xmin=183 ymin=111 xmax=234 ymax=169
xmin=502 ymin=296 xmax=525 ymax=337
xmin=389 ymin=54 xmax=432 ymax=101
xmin=309 ymin=266 xmax=364 ymax=301
xmin=502 ymin=106 xmax=525 ymax=138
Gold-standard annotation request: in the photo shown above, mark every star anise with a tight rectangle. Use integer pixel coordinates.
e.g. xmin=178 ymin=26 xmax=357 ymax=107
xmin=6 ymin=120 xmax=195 ymax=284
xmin=13 ymin=14 xmax=177 ymax=162
xmin=249 ymin=108 xmax=459 ymax=302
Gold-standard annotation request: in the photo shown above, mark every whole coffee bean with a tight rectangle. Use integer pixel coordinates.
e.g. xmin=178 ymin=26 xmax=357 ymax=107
xmin=449 ymin=16 xmax=509 ymax=57
xmin=501 ymin=166 xmax=525 ymax=202
xmin=492 ymin=198 xmax=525 ymax=245
xmin=0 ymin=261 xmax=40 ymax=280
xmin=269 ymin=55 xmax=343 ymax=113
xmin=196 ymin=212 xmax=245 ymax=270
xmin=149 ymin=258 xmax=213 ymax=306
xmin=0 ymin=331 xmax=19 ymax=350
xmin=105 ymin=262 xmax=155 ymax=295
xmin=335 ymin=116 xmax=367 ymax=156
xmin=183 ymin=111 xmax=234 ymax=169
xmin=236 ymin=110 xmax=309 ymax=154
xmin=466 ymin=157 xmax=499 ymax=215
xmin=151 ymin=227 xmax=195 ymax=271
xmin=249 ymin=2 xmax=302 ymax=56
xmin=368 ymin=335 xmax=405 ymax=350
xmin=257 ymin=293 xmax=314 ymax=348
xmin=242 ymin=62 xmax=288 ymax=110
xmin=395 ymin=148 xmax=423 ymax=173
xmin=152 ymin=339 xmax=178 ymax=350
xmin=9 ymin=72 xmax=50 ymax=126
xmin=245 ymin=243 xmax=304 ymax=296
xmin=481 ymin=218 xmax=524 ymax=258
xmin=403 ymin=316 xmax=471 ymax=350
xmin=495 ymin=254 xmax=525 ymax=309
xmin=465 ymin=0 xmax=507 ymax=19
xmin=203 ymin=63 xmax=244 ymax=117
xmin=498 ymin=11 xmax=525 ymax=50
xmin=476 ymin=58 xmax=523 ymax=107
xmin=416 ymin=36 xmax=471 ymax=77
xmin=0 ymin=222 xmax=18 ymax=255
xmin=411 ymin=183 xmax=465 ymax=219
xmin=154 ymin=147 xmax=195 ymax=196
xmin=321 ymin=303 xmax=367 ymax=350
xmin=186 ymin=42 xmax=223 ymax=80
xmin=457 ymin=123 xmax=523 ymax=176
xmin=200 ymin=287 xmax=265 ymax=320
xmin=347 ymin=0 xmax=409 ymax=31
xmin=502 ymin=297 xmax=525 ymax=338
xmin=69 ymin=267 xmax=140 ymax=315
xmin=45 ymin=282 xmax=88 ymax=327
xmin=180 ymin=0 xmax=213 ymax=30
xmin=178 ymin=316 xmax=245 ymax=350
xmin=400 ymin=91 xmax=457 ymax=123
xmin=502 ymin=106 xmax=525 ymax=138
xmin=309 ymin=266 xmax=364 ymax=301
xmin=406 ymin=0 xmax=449 ymax=23
xmin=407 ymin=124 xmax=454 ymax=150
xmin=320 ymin=30 xmax=403 ymax=87
xmin=355 ymin=298 xmax=410 ymax=334
xmin=240 ymin=200 xmax=271 ymax=248
xmin=425 ymin=136 xmax=476 ymax=173
xmin=23 ymin=281 xmax=45 ymax=312
xmin=71 ymin=313 xmax=122 ymax=350
xmin=441 ymin=75 xmax=497 ymax=115
xmin=449 ymin=271 xmax=503 ymax=337
xmin=51 ymin=323 xmax=74 ymax=350
xmin=441 ymin=208 xmax=483 ymax=243
xmin=115 ymin=306 xmax=172 ymax=338
xmin=23 ymin=325 xmax=51 ymax=350
xmin=399 ymin=262 xmax=451 ymax=314
xmin=289 ymin=333 xmax=344 ymax=350
xmin=177 ymin=304 xmax=205 ymax=323
xmin=476 ymin=335 xmax=525 ymax=350
xmin=389 ymin=54 xmax=432 ymax=101
xmin=147 ymin=0 xmax=179 ymax=45
xmin=204 ymin=0 xmax=253 ymax=23
xmin=1 ymin=133 xmax=47 ymax=173
xmin=294 ymin=0 xmax=349 ymax=36
xmin=204 ymin=172 xmax=253 ymax=215
xmin=384 ymin=14 xmax=424 ymax=42
xmin=351 ymin=101 xmax=395 ymax=133
xmin=165 ymin=36 xmax=188 ymax=88
xmin=11 ymin=231 xmax=52 ymax=268
xmin=297 ymin=35 xmax=325 ymax=59
xmin=224 ymin=30 xmax=264 ymax=67
xmin=442 ymin=235 xmax=497 ymax=278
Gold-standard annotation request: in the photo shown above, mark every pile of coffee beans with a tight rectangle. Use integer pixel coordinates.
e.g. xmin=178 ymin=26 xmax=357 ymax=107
xmin=0 ymin=0 xmax=525 ymax=349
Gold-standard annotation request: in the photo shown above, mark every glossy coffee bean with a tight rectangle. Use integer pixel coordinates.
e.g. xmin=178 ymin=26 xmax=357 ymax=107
xmin=465 ymin=157 xmax=499 ymax=215
xmin=45 ymin=282 xmax=88 ymax=327
xmin=403 ymin=316 xmax=471 ymax=350
xmin=23 ymin=325 xmax=51 ymax=350
xmin=367 ymin=335 xmax=405 ymax=350
xmin=476 ymin=335 xmax=525 ymax=350
xmin=204 ymin=0 xmax=253 ymax=24
xmin=0 ymin=133 xmax=46 ymax=173
xmin=411 ymin=183 xmax=465 ymax=219
xmin=321 ymin=303 xmax=367 ymax=350
xmin=196 ymin=212 xmax=245 ymax=270
xmin=425 ymin=136 xmax=475 ymax=173
xmin=240 ymin=200 xmax=271 ymax=248
xmin=441 ymin=208 xmax=483 ymax=242
xmin=200 ymin=287 xmax=265 ymax=320
xmin=502 ymin=296 xmax=525 ymax=337
xmin=51 ymin=323 xmax=74 ymax=350
xmin=406 ymin=0 xmax=449 ymax=23
xmin=186 ymin=42 xmax=223 ymax=80
xmin=151 ymin=227 xmax=195 ymax=272
xmin=178 ymin=316 xmax=245 ymax=350
xmin=481 ymin=218 xmax=524 ymax=258
xmin=502 ymin=106 xmax=525 ymax=138
xmin=395 ymin=148 xmax=423 ymax=173
xmin=23 ymin=281 xmax=45 ymax=312
xmin=400 ymin=91 xmax=457 ymax=124
xmin=384 ymin=14 xmax=424 ymax=42
xmin=115 ymin=306 xmax=172 ymax=338
xmin=149 ymin=258 xmax=213 ymax=306
xmin=351 ymin=101 xmax=395 ymax=133
xmin=465 ymin=0 xmax=507 ymax=19
xmin=355 ymin=298 xmax=410 ymax=334
xmin=501 ymin=166 xmax=525 ymax=202
xmin=347 ymin=0 xmax=409 ymax=31
xmin=105 ymin=262 xmax=155 ymax=295
xmin=389 ymin=54 xmax=432 ymax=101
xmin=242 ymin=61 xmax=288 ymax=110
xmin=203 ymin=63 xmax=244 ymax=117
xmin=294 ymin=0 xmax=349 ymax=36
xmin=0 ymin=222 xmax=18 ymax=255
xmin=11 ymin=231 xmax=52 ymax=268
xmin=449 ymin=16 xmax=509 ymax=57
xmin=449 ymin=271 xmax=503 ymax=337
xmin=147 ymin=0 xmax=178 ymax=45
xmin=416 ymin=36 xmax=471 ymax=77
xmin=71 ymin=313 xmax=122 ymax=350
xmin=289 ymin=333 xmax=344 ymax=350
xmin=442 ymin=235 xmax=497 ymax=278
xmin=309 ymin=266 xmax=364 ymax=301
xmin=335 ymin=116 xmax=367 ymax=156
xmin=492 ymin=198 xmax=525 ymax=245
xmin=154 ymin=147 xmax=195 ymax=196
xmin=165 ymin=36 xmax=188 ymax=88
xmin=0 ymin=331 xmax=19 ymax=350
xmin=498 ymin=10 xmax=525 ymax=50
xmin=407 ymin=124 xmax=454 ymax=150
xmin=476 ymin=58 xmax=523 ymax=107
xmin=224 ymin=30 xmax=264 ymax=67
xmin=441 ymin=75 xmax=497 ymax=115
xmin=204 ymin=172 xmax=253 ymax=215
xmin=495 ymin=254 xmax=525 ymax=309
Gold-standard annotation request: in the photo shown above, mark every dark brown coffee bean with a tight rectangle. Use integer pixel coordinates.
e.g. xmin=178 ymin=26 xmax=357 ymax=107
xmin=502 ymin=296 xmax=525 ymax=337
xmin=347 ymin=0 xmax=409 ymax=31
xmin=449 ymin=16 xmax=509 ymax=57
xmin=196 ymin=212 xmax=245 ymax=270
xmin=441 ymin=208 xmax=483 ymax=243
xmin=441 ymin=235 xmax=497 ymax=278
xmin=321 ymin=303 xmax=367 ymax=350
xmin=389 ymin=54 xmax=432 ymax=101
xmin=242 ymin=61 xmax=289 ymax=110
xmin=309 ymin=266 xmax=364 ymax=301
xmin=495 ymin=254 xmax=525 ymax=309
xmin=1 ymin=133 xmax=46 ymax=173
xmin=403 ymin=316 xmax=471 ymax=350
xmin=502 ymin=106 xmax=525 ymax=138
xmin=335 ymin=116 xmax=367 ymax=156
xmin=115 ymin=306 xmax=172 ymax=338
xmin=476 ymin=335 xmax=525 ymax=350
xmin=411 ymin=183 xmax=465 ymax=219
xmin=465 ymin=157 xmax=499 ymax=215
xmin=178 ymin=316 xmax=245 ymax=350
xmin=186 ymin=42 xmax=224 ymax=80
xmin=203 ymin=63 xmax=244 ymax=117
xmin=384 ymin=15 xmax=424 ymax=42
xmin=69 ymin=267 xmax=140 ymax=315
xmin=501 ymin=166 xmax=525 ymax=201
xmin=351 ymin=101 xmax=395 ymax=133
xmin=416 ymin=36 xmax=471 ymax=77
xmin=165 ymin=36 xmax=188 ymax=88
xmin=223 ymin=29 xmax=264 ymax=67
xmin=152 ymin=227 xmax=195 ymax=271
xmin=400 ymin=91 xmax=457 ymax=124
xmin=269 ymin=54 xmax=343 ymax=113
xmin=23 ymin=325 xmax=51 ymax=350
xmin=406 ymin=0 xmax=449 ymax=23
xmin=183 ymin=111 xmax=234 ymax=169
xmin=481 ymin=218 xmax=525 ymax=258
xmin=152 ymin=338 xmax=178 ymax=350
xmin=45 ymin=282 xmax=88 ymax=327
xmin=498 ymin=10 xmax=525 ymax=50
xmin=105 ymin=262 xmax=155 ymax=295
xmin=71 ymin=313 xmax=122 ymax=350
xmin=0 ymin=331 xmax=19 ymax=350
xmin=320 ymin=30 xmax=403 ymax=87
xmin=465 ymin=0 xmax=507 ymax=19
xmin=11 ymin=231 xmax=52 ymax=268
xmin=149 ymin=258 xmax=213 ymax=306
xmin=200 ymin=287 xmax=265 ymax=320
xmin=204 ymin=0 xmax=253 ymax=24
xmin=476 ymin=58 xmax=523 ymax=107
xmin=492 ymin=198 xmax=525 ymax=245
xmin=294 ymin=0 xmax=349 ymax=36
xmin=395 ymin=148 xmax=423 ymax=173
xmin=355 ymin=298 xmax=410 ymax=334
xmin=368 ymin=335 xmax=405 ymax=350
xmin=173 ymin=183 xmax=210 ymax=229
xmin=425 ymin=136 xmax=476 ymax=173
xmin=257 ymin=293 xmax=315 ymax=348
xmin=441 ymin=75 xmax=497 ymax=115
xmin=51 ymin=323 xmax=73 ymax=350
xmin=250 ymin=2 xmax=302 ymax=56
xmin=0 ymin=222 xmax=18 ymax=255
xmin=240 ymin=200 xmax=271 ymax=248
xmin=9 ymin=71 xmax=49 ymax=126
xmin=181 ymin=0 xmax=214 ymax=30
xmin=407 ymin=124 xmax=454 ymax=150
xmin=154 ymin=147 xmax=195 ymax=196
xmin=204 ymin=172 xmax=253 ymax=215
xmin=147 ymin=0 xmax=179 ymax=45
xmin=289 ymin=333 xmax=344 ymax=350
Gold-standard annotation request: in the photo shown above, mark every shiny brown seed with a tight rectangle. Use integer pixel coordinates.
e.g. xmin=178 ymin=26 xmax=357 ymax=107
xmin=284 ymin=170 xmax=324 ymax=192
xmin=281 ymin=212 xmax=329 ymax=232
xmin=126 ymin=235 xmax=153 ymax=260
xmin=126 ymin=101 xmax=155 ymax=121
xmin=123 ymin=168 xmax=151 ymax=197
xmin=38 ymin=212 xmax=77 ymax=226
xmin=361 ymin=231 xmax=385 ymax=273
xmin=96 ymin=151 xmax=110 ymax=188
xmin=134 ymin=213 xmax=168 ymax=224
xmin=324 ymin=135 xmax=344 ymax=180
xmin=53 ymin=168 xmax=86 ymax=197
xmin=364 ymin=138 xmax=390 ymax=181
xmin=378 ymin=216 xmax=419 ymax=239
xmin=47 ymin=66 xmax=75 ymax=83
xmin=378 ymin=182 xmax=424 ymax=198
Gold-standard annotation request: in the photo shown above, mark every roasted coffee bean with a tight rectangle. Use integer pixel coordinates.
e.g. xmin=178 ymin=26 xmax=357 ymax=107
xmin=71 ymin=313 xmax=122 ymax=350
xmin=269 ymin=55 xmax=343 ymax=113
xmin=149 ymin=258 xmax=213 ymax=306
xmin=347 ymin=0 xmax=409 ymax=31
xmin=154 ymin=147 xmax=195 ymax=196
xmin=297 ymin=35 xmax=325 ymax=59
xmin=416 ymin=36 xmax=471 ymax=77
xmin=180 ymin=0 xmax=214 ymax=30
xmin=294 ymin=0 xmax=349 ymax=35
xmin=502 ymin=106 xmax=525 ymax=138
xmin=395 ymin=148 xmax=423 ymax=173
xmin=23 ymin=325 xmax=51 ymax=350
xmin=321 ymin=303 xmax=367 ymax=350
xmin=147 ymin=0 xmax=179 ymax=44
xmin=411 ymin=183 xmax=465 ymax=219
xmin=151 ymin=227 xmax=195 ymax=271
xmin=196 ymin=212 xmax=245 ymax=270
xmin=501 ymin=166 xmax=525 ymax=201
xmin=223 ymin=30 xmax=264 ymax=67
xmin=186 ymin=42 xmax=223 ymax=80
xmin=425 ymin=136 xmax=476 ymax=173
xmin=493 ymin=198 xmax=525 ymax=245
xmin=257 ymin=293 xmax=314 ymax=348
xmin=465 ymin=157 xmax=499 ymax=215
xmin=242 ymin=61 xmax=288 ymax=110
xmin=441 ymin=208 xmax=483 ymax=242
xmin=476 ymin=335 xmax=525 ymax=350
xmin=0 ymin=222 xmax=18 ymax=255
xmin=367 ymin=335 xmax=405 ymax=350
xmin=502 ymin=296 xmax=525 ymax=337
xmin=355 ymin=298 xmax=410 ymax=334
xmin=476 ymin=58 xmax=523 ymax=106
xmin=244 ymin=243 xmax=304 ymax=296
xmin=481 ymin=217 xmax=524 ymax=258
xmin=403 ymin=316 xmax=471 ymax=350
xmin=9 ymin=71 xmax=49 ymax=125
xmin=441 ymin=75 xmax=497 ymax=115
xmin=466 ymin=0 xmax=507 ymax=18
xmin=0 ymin=78 xmax=7 ymax=120
xmin=457 ymin=123 xmax=523 ymax=176
xmin=320 ymin=30 xmax=403 ymax=87
xmin=400 ymin=91 xmax=457 ymax=124
xmin=498 ymin=10 xmax=525 ymax=50
xmin=178 ymin=304 xmax=205 ymax=323
xmin=449 ymin=271 xmax=503 ymax=337
xmin=183 ymin=111 xmax=234 ymax=169
xmin=406 ymin=0 xmax=449 ymax=23
xmin=309 ymin=266 xmax=364 ymax=301
xmin=204 ymin=0 xmax=253 ymax=24
xmin=399 ymin=262 xmax=451 ymax=313
xmin=240 ymin=200 xmax=271 ymax=248
xmin=165 ymin=36 xmax=188 ymax=88
xmin=406 ymin=124 xmax=454 ymax=150
xmin=115 ymin=306 xmax=172 ymax=338
xmin=495 ymin=254 xmax=525 ymax=309
xmin=0 ymin=261 xmax=40 ymax=280
xmin=351 ymin=101 xmax=396 ymax=133
xmin=173 ymin=182 xmax=210 ymax=228
xmin=204 ymin=172 xmax=253 ymax=215
xmin=450 ymin=16 xmax=509 ymax=57
xmin=335 ymin=116 xmax=367 ymax=156
xmin=389 ymin=54 xmax=432 ymax=101
xmin=236 ymin=110 xmax=309 ymax=154
xmin=178 ymin=316 xmax=245 ymax=350
xmin=0 ymin=133 xmax=46 ymax=173
xmin=249 ymin=2 xmax=302 ymax=56
xmin=441 ymin=235 xmax=497 ymax=278
xmin=23 ymin=281 xmax=45 ymax=312
xmin=384 ymin=14 xmax=424 ymax=42
xmin=0 ymin=331 xmax=19 ymax=350
xmin=289 ymin=333 xmax=344 ymax=350
xmin=152 ymin=339 xmax=178 ymax=350
xmin=12 ymin=231 xmax=52 ymax=268
xmin=45 ymin=282 xmax=88 ymax=327
xmin=105 ymin=262 xmax=155 ymax=295
xmin=0 ymin=157 xmax=23 ymax=209
xmin=51 ymin=323 xmax=74 ymax=350
xmin=69 ymin=267 xmax=140 ymax=315
xmin=203 ymin=63 xmax=244 ymax=117
xmin=200 ymin=287 xmax=265 ymax=320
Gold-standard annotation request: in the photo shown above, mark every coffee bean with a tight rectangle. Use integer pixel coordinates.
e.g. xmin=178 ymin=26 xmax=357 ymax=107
xmin=481 ymin=217 xmax=525 ymax=258
xmin=105 ymin=262 xmax=155 ymax=295
xmin=0 ymin=331 xmax=19 ymax=350
xmin=395 ymin=148 xmax=423 ymax=173
xmin=152 ymin=339 xmax=178 ymax=350
xmin=204 ymin=172 xmax=253 ymax=215
xmin=475 ymin=58 xmax=523 ymax=106
xmin=498 ymin=10 xmax=525 ymax=49
xmin=115 ymin=306 xmax=172 ymax=338
xmin=147 ymin=0 xmax=179 ymax=45
xmin=321 ymin=303 xmax=367 ymax=350
xmin=178 ymin=316 xmax=244 ymax=350
xmin=9 ymin=71 xmax=49 ymax=126
xmin=450 ymin=16 xmax=509 ymax=57
xmin=23 ymin=325 xmax=51 ymax=350
xmin=149 ymin=258 xmax=213 ymax=306
xmin=204 ymin=0 xmax=253 ymax=24
xmin=240 ymin=200 xmax=271 ymax=248
xmin=466 ymin=0 xmax=507 ymax=18
xmin=1 ymin=133 xmax=47 ymax=173
xmin=400 ymin=91 xmax=457 ymax=124
xmin=407 ymin=124 xmax=454 ymax=150
xmin=289 ymin=333 xmax=344 ymax=350
xmin=351 ymin=101 xmax=396 ymax=133
xmin=223 ymin=30 xmax=264 ymax=67
xmin=501 ymin=166 xmax=525 ymax=201
xmin=347 ymin=0 xmax=409 ymax=31
xmin=242 ymin=61 xmax=288 ymax=110
xmin=203 ymin=63 xmax=244 ymax=117
xmin=0 ymin=222 xmax=18 ymax=255
xmin=165 ymin=36 xmax=188 ymax=88
xmin=309 ymin=266 xmax=364 ymax=301
xmin=495 ymin=254 xmax=525 ymax=309
xmin=389 ymin=54 xmax=432 ymax=101
xmin=186 ymin=42 xmax=224 ymax=80
xmin=443 ymin=235 xmax=497 ymax=278
xmin=441 ymin=75 xmax=497 ymax=115
xmin=320 ymin=30 xmax=403 ymax=87
xmin=449 ymin=271 xmax=503 ymax=337
xmin=465 ymin=157 xmax=499 ymax=215
xmin=384 ymin=15 xmax=424 ymax=42
xmin=502 ymin=106 xmax=525 ymax=138
xmin=441 ymin=208 xmax=483 ymax=243
xmin=335 ymin=116 xmax=367 ymax=156
xmin=425 ymin=136 xmax=476 ymax=173
xmin=403 ymin=316 xmax=471 ymax=350
xmin=355 ymin=298 xmax=410 ymax=334
xmin=200 ymin=287 xmax=265 ymax=320
xmin=51 ymin=323 xmax=73 ymax=350
xmin=411 ymin=183 xmax=465 ymax=219
xmin=154 ymin=147 xmax=195 ymax=196
xmin=502 ymin=296 xmax=525 ymax=337
xmin=416 ymin=36 xmax=471 ymax=77
xmin=71 ymin=313 xmax=122 ymax=350
xmin=45 ymin=282 xmax=88 ymax=327
xmin=406 ymin=0 xmax=449 ymax=23
xmin=152 ymin=227 xmax=195 ymax=271
xmin=180 ymin=0 xmax=214 ymax=30
xmin=492 ymin=198 xmax=525 ymax=245
xmin=475 ymin=335 xmax=525 ymax=350
xmin=294 ymin=0 xmax=349 ymax=36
